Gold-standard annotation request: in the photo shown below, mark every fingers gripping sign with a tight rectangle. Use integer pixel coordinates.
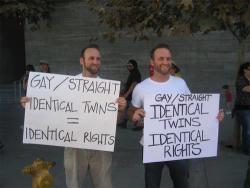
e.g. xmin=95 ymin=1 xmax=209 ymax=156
xmin=20 ymin=97 xmax=31 ymax=108
xmin=133 ymin=108 xmax=145 ymax=122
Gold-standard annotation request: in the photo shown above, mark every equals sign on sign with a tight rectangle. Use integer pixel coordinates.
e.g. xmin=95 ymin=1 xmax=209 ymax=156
xmin=67 ymin=117 xmax=79 ymax=125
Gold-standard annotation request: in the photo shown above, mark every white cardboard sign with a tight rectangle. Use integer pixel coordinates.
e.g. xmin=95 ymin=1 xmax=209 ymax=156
xmin=143 ymin=93 xmax=220 ymax=163
xmin=23 ymin=72 xmax=120 ymax=152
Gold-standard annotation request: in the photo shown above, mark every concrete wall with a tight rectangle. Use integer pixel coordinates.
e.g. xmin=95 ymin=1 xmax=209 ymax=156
xmin=25 ymin=1 xmax=250 ymax=95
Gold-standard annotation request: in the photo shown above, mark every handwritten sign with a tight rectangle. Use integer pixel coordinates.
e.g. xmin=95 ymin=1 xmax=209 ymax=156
xmin=23 ymin=72 xmax=120 ymax=152
xmin=143 ymin=93 xmax=220 ymax=163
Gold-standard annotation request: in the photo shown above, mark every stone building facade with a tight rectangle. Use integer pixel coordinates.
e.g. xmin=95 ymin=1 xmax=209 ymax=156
xmin=24 ymin=1 xmax=250 ymax=94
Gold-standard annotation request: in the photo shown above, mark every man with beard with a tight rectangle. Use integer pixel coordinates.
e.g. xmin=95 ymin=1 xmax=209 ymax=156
xmin=119 ymin=59 xmax=141 ymax=129
xmin=64 ymin=44 xmax=126 ymax=188
xmin=128 ymin=43 xmax=224 ymax=188
xmin=20 ymin=44 xmax=127 ymax=188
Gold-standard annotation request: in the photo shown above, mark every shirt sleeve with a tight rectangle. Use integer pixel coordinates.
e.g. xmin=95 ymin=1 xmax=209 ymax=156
xmin=182 ymin=79 xmax=191 ymax=94
xmin=131 ymin=84 xmax=143 ymax=108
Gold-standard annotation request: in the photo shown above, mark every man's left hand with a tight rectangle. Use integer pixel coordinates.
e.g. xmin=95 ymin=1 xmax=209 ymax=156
xmin=217 ymin=109 xmax=224 ymax=122
xmin=117 ymin=97 xmax=127 ymax=112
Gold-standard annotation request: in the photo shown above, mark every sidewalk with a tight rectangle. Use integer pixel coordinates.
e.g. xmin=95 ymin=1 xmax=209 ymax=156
xmin=0 ymin=102 xmax=249 ymax=188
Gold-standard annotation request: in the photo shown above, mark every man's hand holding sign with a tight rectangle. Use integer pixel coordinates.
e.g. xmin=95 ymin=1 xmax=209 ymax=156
xmin=128 ymin=43 xmax=224 ymax=188
xmin=20 ymin=44 xmax=127 ymax=188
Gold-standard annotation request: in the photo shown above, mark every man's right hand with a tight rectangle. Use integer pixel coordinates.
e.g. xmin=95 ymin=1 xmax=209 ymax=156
xmin=132 ymin=108 xmax=145 ymax=122
xmin=20 ymin=97 xmax=30 ymax=108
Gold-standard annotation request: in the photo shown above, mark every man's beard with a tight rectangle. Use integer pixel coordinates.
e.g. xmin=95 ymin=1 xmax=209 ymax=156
xmin=155 ymin=64 xmax=171 ymax=75
xmin=85 ymin=65 xmax=100 ymax=75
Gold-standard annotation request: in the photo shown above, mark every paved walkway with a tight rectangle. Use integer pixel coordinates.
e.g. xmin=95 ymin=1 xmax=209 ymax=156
xmin=0 ymin=102 xmax=249 ymax=188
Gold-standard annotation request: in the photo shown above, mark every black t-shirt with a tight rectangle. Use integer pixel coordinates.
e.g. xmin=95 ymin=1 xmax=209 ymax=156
xmin=235 ymin=75 xmax=250 ymax=110
xmin=124 ymin=69 xmax=141 ymax=101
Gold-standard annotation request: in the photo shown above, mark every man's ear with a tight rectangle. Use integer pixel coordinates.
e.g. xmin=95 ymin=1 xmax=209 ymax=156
xmin=80 ymin=57 xmax=84 ymax=66
xmin=150 ymin=59 xmax=154 ymax=67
